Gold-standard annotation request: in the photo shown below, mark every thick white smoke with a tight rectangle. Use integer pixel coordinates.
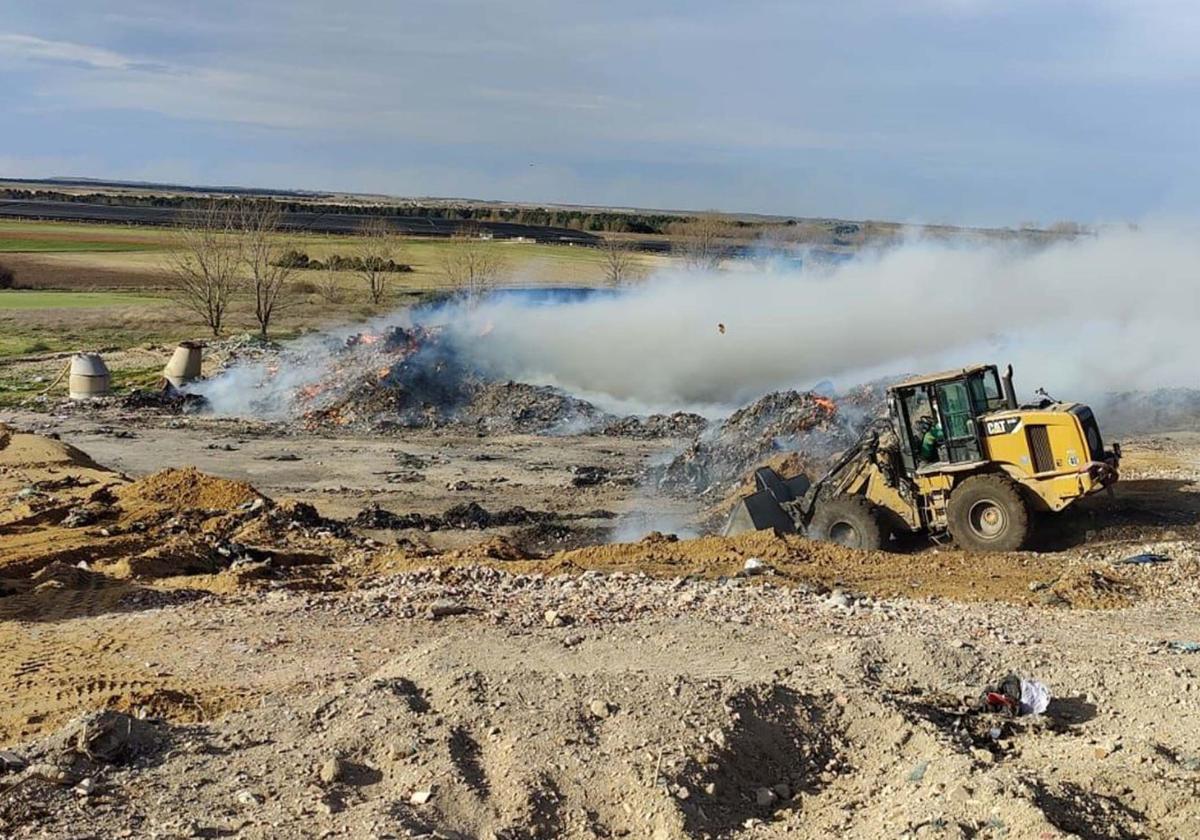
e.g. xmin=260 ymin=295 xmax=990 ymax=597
xmin=194 ymin=225 xmax=1199 ymax=421
xmin=190 ymin=309 xmax=419 ymax=417
xmin=446 ymin=226 xmax=1200 ymax=414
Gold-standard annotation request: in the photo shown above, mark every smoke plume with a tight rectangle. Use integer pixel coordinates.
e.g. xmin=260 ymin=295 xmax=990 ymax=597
xmin=195 ymin=225 xmax=1199 ymax=419
xmin=446 ymin=225 xmax=1200 ymax=413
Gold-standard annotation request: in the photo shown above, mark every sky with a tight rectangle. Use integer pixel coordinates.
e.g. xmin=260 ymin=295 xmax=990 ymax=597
xmin=0 ymin=1 xmax=1197 ymax=225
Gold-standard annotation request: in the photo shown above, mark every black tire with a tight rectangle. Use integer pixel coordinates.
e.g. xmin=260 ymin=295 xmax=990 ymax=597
xmin=809 ymin=497 xmax=885 ymax=550
xmin=947 ymin=474 xmax=1030 ymax=552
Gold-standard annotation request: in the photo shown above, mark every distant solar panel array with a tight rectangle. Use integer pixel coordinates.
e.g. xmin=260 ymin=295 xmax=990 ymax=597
xmin=0 ymin=199 xmax=602 ymax=245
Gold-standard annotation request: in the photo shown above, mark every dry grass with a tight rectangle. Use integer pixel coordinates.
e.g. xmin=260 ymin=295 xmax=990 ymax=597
xmin=1 ymin=220 xmax=668 ymax=295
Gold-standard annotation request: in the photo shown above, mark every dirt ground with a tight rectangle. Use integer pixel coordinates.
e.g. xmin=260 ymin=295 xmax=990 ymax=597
xmin=1 ymin=406 xmax=1200 ymax=838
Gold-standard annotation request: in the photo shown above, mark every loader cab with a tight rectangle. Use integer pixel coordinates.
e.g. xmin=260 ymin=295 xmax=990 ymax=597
xmin=891 ymin=365 xmax=1005 ymax=473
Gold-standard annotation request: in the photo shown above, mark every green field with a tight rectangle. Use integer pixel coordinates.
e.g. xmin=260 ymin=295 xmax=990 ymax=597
xmin=0 ymin=221 xmax=166 ymax=254
xmin=0 ymin=237 xmax=161 ymax=253
xmin=0 ymin=290 xmax=162 ymax=309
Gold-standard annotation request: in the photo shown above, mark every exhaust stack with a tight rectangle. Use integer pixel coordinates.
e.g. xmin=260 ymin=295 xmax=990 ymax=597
xmin=1002 ymin=364 xmax=1018 ymax=410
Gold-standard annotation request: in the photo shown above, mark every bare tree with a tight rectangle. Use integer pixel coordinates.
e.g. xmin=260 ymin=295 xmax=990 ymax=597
xmin=355 ymin=217 xmax=400 ymax=305
xmin=166 ymin=201 xmax=243 ymax=337
xmin=440 ymin=223 xmax=508 ymax=300
xmin=238 ymin=201 xmax=298 ymax=338
xmin=599 ymin=237 xmax=641 ymax=286
xmin=316 ymin=257 xmax=345 ymax=304
xmin=673 ymin=212 xmax=729 ymax=271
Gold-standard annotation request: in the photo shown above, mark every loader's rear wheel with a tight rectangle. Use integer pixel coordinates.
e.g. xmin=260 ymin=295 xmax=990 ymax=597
xmin=809 ymin=497 xmax=885 ymax=551
xmin=947 ymin=474 xmax=1030 ymax=552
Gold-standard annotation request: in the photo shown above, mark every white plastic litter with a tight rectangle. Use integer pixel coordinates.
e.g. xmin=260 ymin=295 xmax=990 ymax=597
xmin=1019 ymin=678 xmax=1051 ymax=715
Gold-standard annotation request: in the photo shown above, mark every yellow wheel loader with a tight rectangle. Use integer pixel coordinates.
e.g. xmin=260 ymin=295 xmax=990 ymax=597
xmin=725 ymin=364 xmax=1120 ymax=551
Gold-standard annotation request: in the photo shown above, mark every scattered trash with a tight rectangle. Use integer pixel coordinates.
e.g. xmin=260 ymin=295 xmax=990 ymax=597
xmin=1117 ymin=552 xmax=1172 ymax=566
xmin=741 ymin=557 xmax=767 ymax=576
xmin=907 ymin=760 xmax=929 ymax=783
xmin=977 ymin=673 xmax=1050 ymax=716
xmin=1168 ymin=641 xmax=1200 ymax=654
xmin=1020 ymin=678 xmax=1051 ymax=716
xmin=571 ymin=465 xmax=610 ymax=487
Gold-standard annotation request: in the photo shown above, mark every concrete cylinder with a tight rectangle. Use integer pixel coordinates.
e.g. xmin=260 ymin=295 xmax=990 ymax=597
xmin=68 ymin=353 xmax=110 ymax=400
xmin=163 ymin=341 xmax=203 ymax=387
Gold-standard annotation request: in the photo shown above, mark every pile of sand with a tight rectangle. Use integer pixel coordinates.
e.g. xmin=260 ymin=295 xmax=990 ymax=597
xmin=119 ymin=467 xmax=261 ymax=511
xmin=0 ymin=425 xmax=126 ymax=533
xmin=0 ymin=423 xmax=117 ymax=492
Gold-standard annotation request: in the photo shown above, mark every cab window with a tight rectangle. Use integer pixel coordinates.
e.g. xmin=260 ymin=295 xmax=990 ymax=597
xmin=938 ymin=381 xmax=973 ymax=439
xmin=968 ymin=369 xmax=1006 ymax=412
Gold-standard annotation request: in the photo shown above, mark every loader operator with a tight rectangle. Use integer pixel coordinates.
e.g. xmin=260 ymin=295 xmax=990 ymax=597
xmin=917 ymin=416 xmax=944 ymax=463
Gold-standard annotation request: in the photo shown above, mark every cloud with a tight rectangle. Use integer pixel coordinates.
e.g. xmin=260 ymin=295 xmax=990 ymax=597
xmin=0 ymin=33 xmax=163 ymax=72
xmin=1 ymin=3 xmax=1198 ymax=222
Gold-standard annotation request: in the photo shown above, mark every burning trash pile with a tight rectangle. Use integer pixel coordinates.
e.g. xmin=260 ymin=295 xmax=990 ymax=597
xmin=294 ymin=325 xmax=479 ymax=431
xmin=452 ymin=380 xmax=609 ymax=435
xmin=181 ymin=322 xmax=713 ymax=438
xmin=178 ymin=324 xmax=606 ymax=434
xmin=601 ymin=412 xmax=709 ymax=439
xmin=656 ymin=390 xmax=864 ymax=496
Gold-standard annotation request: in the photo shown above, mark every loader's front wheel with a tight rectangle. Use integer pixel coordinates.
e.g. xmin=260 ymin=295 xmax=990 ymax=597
xmin=809 ymin=497 xmax=885 ymax=550
xmin=947 ymin=474 xmax=1030 ymax=552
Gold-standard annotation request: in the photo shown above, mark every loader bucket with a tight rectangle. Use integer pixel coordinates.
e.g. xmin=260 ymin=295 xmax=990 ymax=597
xmin=722 ymin=467 xmax=811 ymax=536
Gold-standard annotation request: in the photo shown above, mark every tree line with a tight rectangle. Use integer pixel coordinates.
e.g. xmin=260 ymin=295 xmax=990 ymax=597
xmin=167 ymin=204 xmax=513 ymax=337
xmin=1 ymin=189 xmax=686 ymax=234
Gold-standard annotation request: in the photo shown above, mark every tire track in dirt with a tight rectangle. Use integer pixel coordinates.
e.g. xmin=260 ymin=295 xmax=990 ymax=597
xmin=0 ymin=620 xmax=252 ymax=744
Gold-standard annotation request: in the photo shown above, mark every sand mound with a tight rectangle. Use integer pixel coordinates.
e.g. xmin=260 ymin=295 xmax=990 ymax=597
xmin=0 ymin=425 xmax=105 ymax=472
xmin=0 ymin=426 xmax=126 ymax=533
xmin=119 ymin=467 xmax=261 ymax=511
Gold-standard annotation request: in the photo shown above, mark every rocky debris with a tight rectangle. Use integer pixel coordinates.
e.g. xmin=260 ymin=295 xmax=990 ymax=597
xmin=0 ymin=545 xmax=1191 ymax=839
xmin=427 ymin=599 xmax=472 ymax=619
xmin=351 ymin=501 xmax=613 ymax=534
xmin=318 ymin=756 xmax=347 ymax=784
xmin=588 ymin=698 xmax=613 ymax=719
xmin=235 ymin=788 xmax=263 ymax=806
xmin=6 ymin=710 xmax=168 ymax=797
xmin=826 ymin=588 xmax=852 ymax=609
xmin=392 ymin=450 xmax=429 ymax=469
xmin=657 ymin=390 xmax=857 ymax=495
xmin=61 ymin=504 xmax=105 ymax=528
xmin=571 ymin=465 xmax=610 ymax=487
xmin=0 ymin=750 xmax=27 ymax=774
